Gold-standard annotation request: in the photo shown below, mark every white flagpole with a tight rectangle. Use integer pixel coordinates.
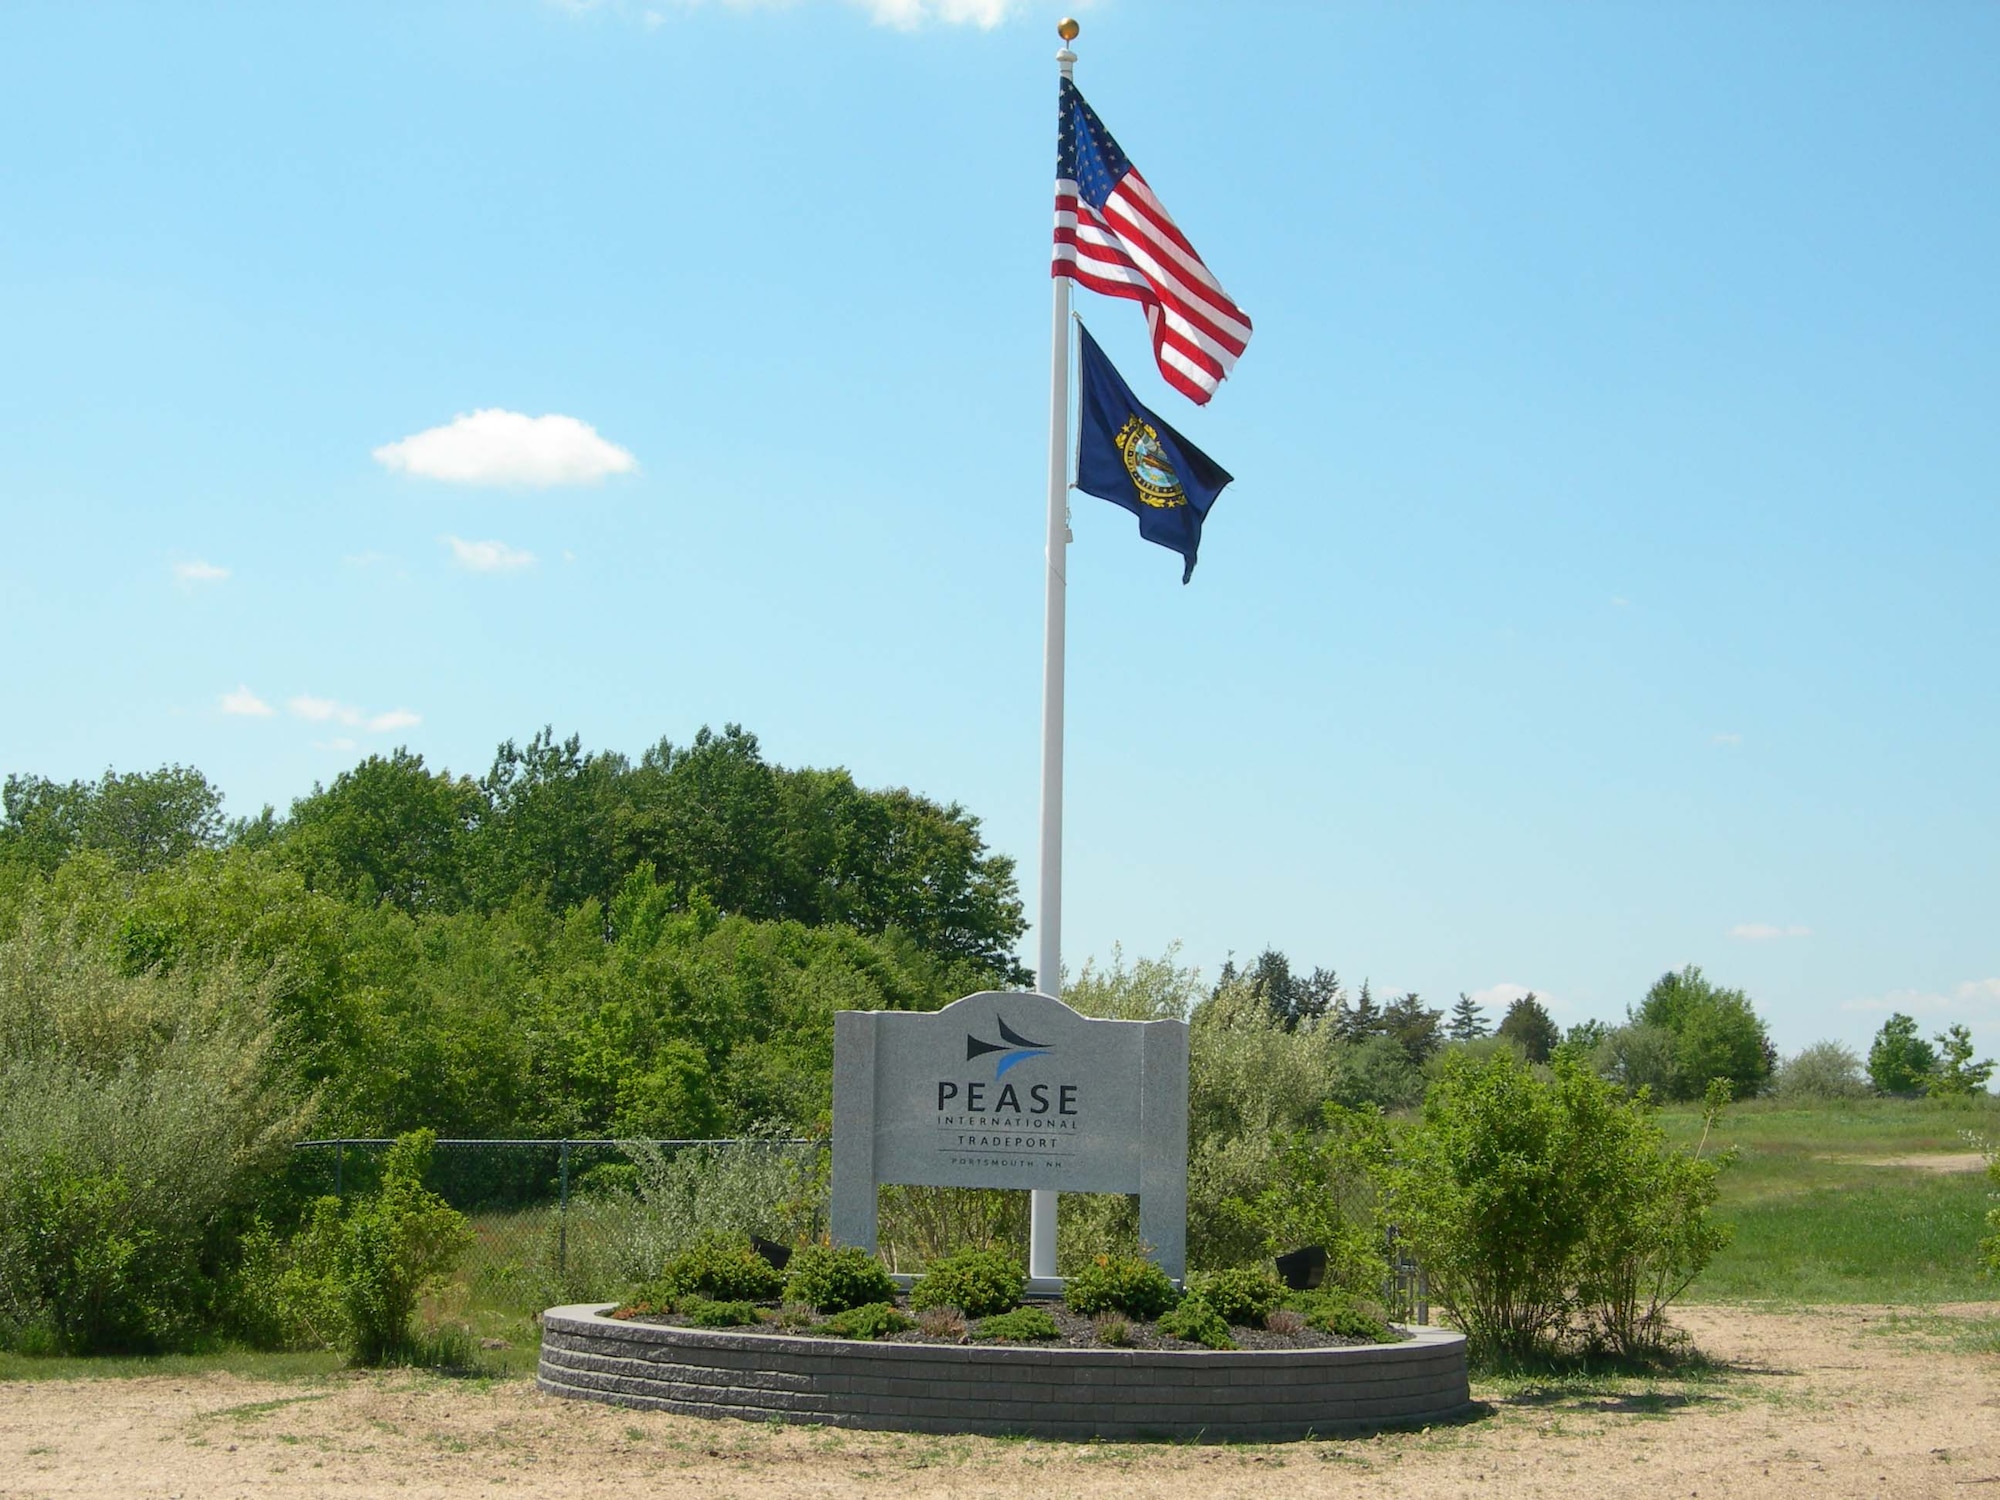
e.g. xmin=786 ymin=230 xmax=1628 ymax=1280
xmin=1029 ymin=18 xmax=1080 ymax=1286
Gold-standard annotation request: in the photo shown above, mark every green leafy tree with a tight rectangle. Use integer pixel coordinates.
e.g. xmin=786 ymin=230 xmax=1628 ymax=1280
xmin=1446 ymin=992 xmax=1488 ymax=1042
xmin=287 ymin=749 xmax=481 ymax=913
xmin=1928 ymin=1024 xmax=1994 ymax=1099
xmin=1497 ymin=992 xmax=1559 ymax=1064
xmin=476 ymin=728 xmax=625 ymax=913
xmin=1635 ymin=966 xmax=1772 ymax=1100
xmin=1867 ymin=1013 xmax=1938 ymax=1096
xmin=2 ymin=766 xmax=223 ymax=874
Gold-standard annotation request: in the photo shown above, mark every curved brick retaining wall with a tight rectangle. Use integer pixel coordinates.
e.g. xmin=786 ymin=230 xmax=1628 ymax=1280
xmin=538 ymin=1304 xmax=1473 ymax=1442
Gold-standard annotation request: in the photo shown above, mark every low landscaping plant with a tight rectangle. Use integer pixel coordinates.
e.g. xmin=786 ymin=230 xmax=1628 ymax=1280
xmin=975 ymin=1306 xmax=1059 ymax=1342
xmin=785 ymin=1244 xmax=897 ymax=1314
xmin=1092 ymin=1311 xmax=1130 ymax=1346
xmin=910 ymin=1247 xmax=1025 ymax=1318
xmin=915 ymin=1305 xmax=967 ymax=1340
xmin=1185 ymin=1266 xmax=1286 ymax=1327
xmin=679 ymin=1296 xmax=763 ymax=1328
xmin=816 ymin=1301 xmax=912 ymax=1340
xmin=1157 ymin=1298 xmax=1234 ymax=1349
xmin=651 ymin=1233 xmax=787 ymax=1305
xmin=1063 ymin=1253 xmax=1180 ymax=1320
xmin=1287 ymin=1289 xmax=1392 ymax=1342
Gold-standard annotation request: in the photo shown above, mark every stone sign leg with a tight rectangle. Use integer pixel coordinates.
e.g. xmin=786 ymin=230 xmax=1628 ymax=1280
xmin=830 ymin=1012 xmax=879 ymax=1253
xmin=1137 ymin=1020 xmax=1189 ymax=1281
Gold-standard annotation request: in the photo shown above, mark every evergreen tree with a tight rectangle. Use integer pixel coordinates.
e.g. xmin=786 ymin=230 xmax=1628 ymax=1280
xmin=1382 ymin=991 xmax=1445 ymax=1067
xmin=1339 ymin=980 xmax=1382 ymax=1043
xmin=1497 ymin=992 xmax=1560 ymax=1064
xmin=1447 ymin=992 xmax=1488 ymax=1042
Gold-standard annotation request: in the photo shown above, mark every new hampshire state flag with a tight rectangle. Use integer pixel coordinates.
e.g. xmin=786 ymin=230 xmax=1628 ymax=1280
xmin=1074 ymin=321 xmax=1234 ymax=584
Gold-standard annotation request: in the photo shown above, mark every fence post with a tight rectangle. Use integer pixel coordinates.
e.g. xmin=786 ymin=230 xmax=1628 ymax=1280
xmin=558 ymin=1140 xmax=571 ymax=1279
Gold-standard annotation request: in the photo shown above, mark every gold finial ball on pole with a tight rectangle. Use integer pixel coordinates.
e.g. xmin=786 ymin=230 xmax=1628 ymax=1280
xmin=1057 ymin=17 xmax=1079 ymax=41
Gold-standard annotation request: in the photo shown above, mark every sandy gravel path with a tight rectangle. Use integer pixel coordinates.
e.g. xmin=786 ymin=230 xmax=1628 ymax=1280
xmin=2 ymin=1304 xmax=1996 ymax=1499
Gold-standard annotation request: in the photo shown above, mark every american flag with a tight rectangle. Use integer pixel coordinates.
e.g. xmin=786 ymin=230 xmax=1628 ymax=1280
xmin=1053 ymin=77 xmax=1251 ymax=406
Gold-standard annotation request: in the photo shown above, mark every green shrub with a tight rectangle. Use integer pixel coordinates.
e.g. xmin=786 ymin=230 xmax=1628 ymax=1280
xmin=975 ymin=1306 xmax=1059 ymax=1342
xmin=1288 ymin=1289 xmax=1392 ymax=1342
xmin=1092 ymin=1311 xmax=1129 ymax=1345
xmin=910 ymin=1248 xmax=1026 ymax=1318
xmin=679 ymin=1296 xmax=761 ymax=1328
xmin=653 ymin=1233 xmax=786 ymax=1304
xmin=1388 ymin=1051 xmax=1729 ymax=1362
xmin=1063 ymin=1253 xmax=1180 ymax=1319
xmin=1157 ymin=1299 xmax=1234 ymax=1349
xmin=231 ymin=1202 xmax=347 ymax=1351
xmin=611 ymin=1138 xmax=826 ymax=1287
xmin=784 ymin=1244 xmax=897 ymax=1313
xmin=1772 ymin=1041 xmax=1867 ymax=1101
xmin=817 ymin=1301 xmax=912 ymax=1339
xmin=335 ymin=1130 xmax=472 ymax=1366
xmin=0 ymin=922 xmax=304 ymax=1354
xmin=1185 ymin=1267 xmax=1286 ymax=1327
xmin=1246 ymin=1104 xmax=1392 ymax=1300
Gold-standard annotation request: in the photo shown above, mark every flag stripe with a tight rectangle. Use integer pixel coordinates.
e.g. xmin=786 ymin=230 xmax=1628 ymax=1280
xmin=1058 ymin=194 xmax=1245 ymax=373
xmin=1053 ymin=85 xmax=1250 ymax=405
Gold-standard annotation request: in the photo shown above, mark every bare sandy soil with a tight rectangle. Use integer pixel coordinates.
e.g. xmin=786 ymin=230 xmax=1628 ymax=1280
xmin=3 ymin=1304 xmax=1997 ymax=1499
xmin=1823 ymin=1151 xmax=1988 ymax=1174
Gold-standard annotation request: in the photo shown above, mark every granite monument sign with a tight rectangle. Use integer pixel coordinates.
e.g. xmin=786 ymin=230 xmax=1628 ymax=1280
xmin=831 ymin=990 xmax=1189 ymax=1280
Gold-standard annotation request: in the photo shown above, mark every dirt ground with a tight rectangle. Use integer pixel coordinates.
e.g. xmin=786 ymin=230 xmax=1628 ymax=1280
xmin=1820 ymin=1152 xmax=1988 ymax=1174
xmin=3 ymin=1304 xmax=1996 ymax=1499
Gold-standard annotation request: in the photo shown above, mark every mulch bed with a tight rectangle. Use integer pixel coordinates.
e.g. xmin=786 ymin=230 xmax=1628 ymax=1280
xmin=609 ymin=1296 xmax=1399 ymax=1351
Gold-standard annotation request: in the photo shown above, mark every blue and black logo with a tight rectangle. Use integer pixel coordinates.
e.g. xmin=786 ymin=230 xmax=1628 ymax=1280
xmin=966 ymin=1016 xmax=1052 ymax=1078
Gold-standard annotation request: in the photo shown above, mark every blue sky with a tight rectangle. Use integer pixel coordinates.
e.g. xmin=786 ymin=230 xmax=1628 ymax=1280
xmin=2 ymin=2 xmax=1996 ymax=1056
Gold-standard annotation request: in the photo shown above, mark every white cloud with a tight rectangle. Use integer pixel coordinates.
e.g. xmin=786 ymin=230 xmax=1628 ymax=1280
xmin=561 ymin=0 xmax=1029 ymax=27
xmin=1842 ymin=979 xmax=2000 ymax=1017
xmin=443 ymin=535 xmax=536 ymax=573
xmin=855 ymin=0 xmax=1020 ymax=27
xmin=173 ymin=558 xmax=230 ymax=585
xmin=315 ymin=737 xmax=360 ymax=753
xmin=289 ymin=694 xmax=351 ymax=725
xmin=220 ymin=685 xmax=273 ymax=717
xmin=1730 ymin=923 xmax=1811 ymax=941
xmin=1712 ymin=732 xmax=1742 ymax=747
xmin=287 ymin=696 xmax=419 ymax=734
xmin=373 ymin=410 xmax=637 ymax=487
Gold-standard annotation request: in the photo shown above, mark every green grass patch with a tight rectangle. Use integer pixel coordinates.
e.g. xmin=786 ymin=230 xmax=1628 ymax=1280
xmin=1688 ymin=1177 xmax=1996 ymax=1304
xmin=1861 ymin=1309 xmax=2000 ymax=1355
xmin=1651 ymin=1096 xmax=2000 ymax=1304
